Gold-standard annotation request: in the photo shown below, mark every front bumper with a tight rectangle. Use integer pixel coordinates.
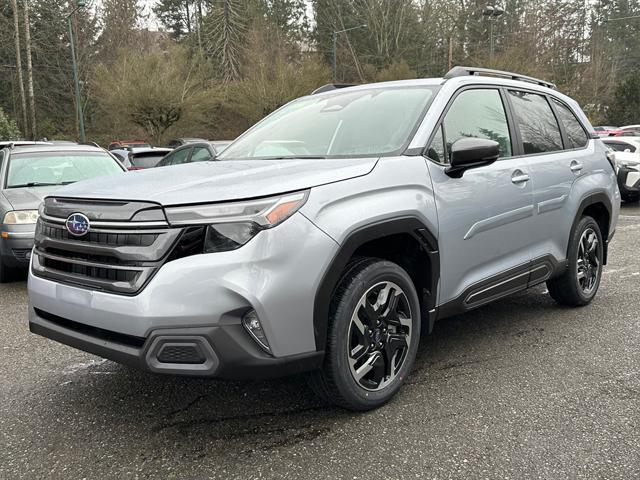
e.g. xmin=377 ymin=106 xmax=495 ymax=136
xmin=617 ymin=166 xmax=640 ymax=198
xmin=29 ymin=307 xmax=323 ymax=378
xmin=0 ymin=224 xmax=35 ymax=267
xmin=28 ymin=212 xmax=338 ymax=378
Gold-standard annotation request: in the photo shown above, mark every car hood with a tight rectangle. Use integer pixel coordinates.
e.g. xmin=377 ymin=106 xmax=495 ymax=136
xmin=2 ymin=186 xmax=61 ymax=210
xmin=53 ymin=158 xmax=379 ymax=206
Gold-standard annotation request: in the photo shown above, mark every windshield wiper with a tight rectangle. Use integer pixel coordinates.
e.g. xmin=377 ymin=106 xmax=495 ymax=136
xmin=7 ymin=180 xmax=76 ymax=188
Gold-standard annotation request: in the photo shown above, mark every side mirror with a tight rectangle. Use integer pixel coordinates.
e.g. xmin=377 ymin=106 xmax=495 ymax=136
xmin=446 ymin=137 xmax=500 ymax=178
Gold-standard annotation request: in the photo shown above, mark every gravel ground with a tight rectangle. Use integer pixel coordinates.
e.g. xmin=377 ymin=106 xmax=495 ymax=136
xmin=1 ymin=203 xmax=639 ymax=480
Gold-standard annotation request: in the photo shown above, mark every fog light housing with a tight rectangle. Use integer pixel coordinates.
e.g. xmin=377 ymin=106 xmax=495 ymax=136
xmin=242 ymin=309 xmax=271 ymax=354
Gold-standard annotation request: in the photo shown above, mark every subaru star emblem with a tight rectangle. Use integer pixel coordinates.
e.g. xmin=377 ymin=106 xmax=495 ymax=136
xmin=66 ymin=213 xmax=90 ymax=237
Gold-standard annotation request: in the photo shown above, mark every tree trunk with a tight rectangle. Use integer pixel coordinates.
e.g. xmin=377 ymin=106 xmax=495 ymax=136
xmin=23 ymin=0 xmax=36 ymax=140
xmin=10 ymin=0 xmax=27 ymax=136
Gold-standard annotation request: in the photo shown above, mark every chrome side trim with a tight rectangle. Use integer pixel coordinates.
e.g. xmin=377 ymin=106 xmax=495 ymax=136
xmin=40 ymin=212 xmax=168 ymax=229
xmin=537 ymin=195 xmax=567 ymax=214
xmin=464 ymin=205 xmax=534 ymax=240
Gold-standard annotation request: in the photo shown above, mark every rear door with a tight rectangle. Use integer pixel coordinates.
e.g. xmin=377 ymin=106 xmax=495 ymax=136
xmin=507 ymin=90 xmax=590 ymax=266
xmin=426 ymin=87 xmax=535 ymax=309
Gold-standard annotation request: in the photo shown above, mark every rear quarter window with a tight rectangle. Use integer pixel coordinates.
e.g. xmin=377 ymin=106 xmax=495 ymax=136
xmin=551 ymin=98 xmax=589 ymax=149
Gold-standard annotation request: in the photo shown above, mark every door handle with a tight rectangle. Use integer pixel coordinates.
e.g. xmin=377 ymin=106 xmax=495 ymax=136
xmin=511 ymin=170 xmax=530 ymax=184
xmin=570 ymin=160 xmax=583 ymax=173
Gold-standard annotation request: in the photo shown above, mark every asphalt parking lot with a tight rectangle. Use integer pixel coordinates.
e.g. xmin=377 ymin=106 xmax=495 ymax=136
xmin=1 ymin=203 xmax=639 ymax=480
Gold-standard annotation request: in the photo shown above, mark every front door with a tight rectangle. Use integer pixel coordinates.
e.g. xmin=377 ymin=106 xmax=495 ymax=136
xmin=425 ymin=87 xmax=534 ymax=310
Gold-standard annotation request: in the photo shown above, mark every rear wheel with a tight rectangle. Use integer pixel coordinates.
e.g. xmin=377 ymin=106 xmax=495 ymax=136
xmin=309 ymin=258 xmax=421 ymax=411
xmin=547 ymin=216 xmax=603 ymax=306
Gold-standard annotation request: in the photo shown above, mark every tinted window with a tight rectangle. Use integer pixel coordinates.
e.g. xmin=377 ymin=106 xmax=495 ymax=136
xmin=508 ymin=91 xmax=562 ymax=154
xmin=442 ymin=89 xmax=512 ymax=161
xmin=551 ymin=99 xmax=588 ymax=149
xmin=159 ymin=147 xmax=191 ymax=167
xmin=604 ymin=141 xmax=636 ymax=153
xmin=218 ymin=86 xmax=437 ymax=159
xmin=191 ymin=146 xmax=213 ymax=162
xmin=427 ymin=125 xmax=445 ymax=163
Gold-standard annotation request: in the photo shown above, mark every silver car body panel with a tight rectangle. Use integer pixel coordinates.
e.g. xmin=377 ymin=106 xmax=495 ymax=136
xmin=26 ymin=74 xmax=620 ymax=376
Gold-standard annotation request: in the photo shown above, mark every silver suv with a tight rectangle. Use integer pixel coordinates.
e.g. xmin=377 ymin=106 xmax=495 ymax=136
xmin=28 ymin=67 xmax=620 ymax=411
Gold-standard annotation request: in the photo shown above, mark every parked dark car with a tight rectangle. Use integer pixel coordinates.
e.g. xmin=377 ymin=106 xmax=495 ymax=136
xmin=110 ymin=147 xmax=173 ymax=170
xmin=155 ymin=141 xmax=232 ymax=167
xmin=167 ymin=138 xmax=208 ymax=149
xmin=0 ymin=143 xmax=126 ymax=281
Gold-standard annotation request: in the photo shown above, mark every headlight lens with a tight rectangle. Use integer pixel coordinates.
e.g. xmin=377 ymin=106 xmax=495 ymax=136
xmin=3 ymin=210 xmax=39 ymax=225
xmin=166 ymin=191 xmax=309 ymax=253
xmin=203 ymin=222 xmax=262 ymax=252
xmin=165 ymin=191 xmax=309 ymax=228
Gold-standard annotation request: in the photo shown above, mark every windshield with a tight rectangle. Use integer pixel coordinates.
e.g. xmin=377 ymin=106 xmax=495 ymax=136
xmin=6 ymin=151 xmax=123 ymax=188
xmin=218 ymin=86 xmax=437 ymax=160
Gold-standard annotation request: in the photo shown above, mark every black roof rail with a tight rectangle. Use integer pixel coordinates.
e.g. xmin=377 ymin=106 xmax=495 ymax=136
xmin=311 ymin=83 xmax=358 ymax=95
xmin=444 ymin=66 xmax=556 ymax=90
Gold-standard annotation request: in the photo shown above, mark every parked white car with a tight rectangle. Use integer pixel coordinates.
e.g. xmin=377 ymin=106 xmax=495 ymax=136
xmin=602 ymin=136 xmax=640 ymax=202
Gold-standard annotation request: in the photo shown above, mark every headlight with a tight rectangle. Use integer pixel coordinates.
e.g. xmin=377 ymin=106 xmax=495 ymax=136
xmin=620 ymin=160 xmax=639 ymax=169
xmin=3 ymin=210 xmax=39 ymax=225
xmin=166 ymin=191 xmax=309 ymax=253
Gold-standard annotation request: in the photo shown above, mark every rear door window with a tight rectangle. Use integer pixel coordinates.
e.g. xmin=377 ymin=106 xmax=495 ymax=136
xmin=551 ymin=99 xmax=588 ymax=149
xmin=508 ymin=90 xmax=563 ymax=154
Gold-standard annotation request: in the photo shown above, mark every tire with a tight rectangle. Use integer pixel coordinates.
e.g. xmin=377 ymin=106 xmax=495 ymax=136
xmin=547 ymin=215 xmax=604 ymax=307
xmin=309 ymin=258 xmax=421 ymax=411
xmin=0 ymin=260 xmax=9 ymax=283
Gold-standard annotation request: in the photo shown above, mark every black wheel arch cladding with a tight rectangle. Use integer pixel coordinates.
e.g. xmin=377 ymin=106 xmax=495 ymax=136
xmin=312 ymin=216 xmax=439 ymax=352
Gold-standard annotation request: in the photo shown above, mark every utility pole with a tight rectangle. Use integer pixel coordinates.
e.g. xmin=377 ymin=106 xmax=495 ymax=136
xmin=331 ymin=25 xmax=367 ymax=83
xmin=10 ymin=0 xmax=27 ymax=136
xmin=448 ymin=36 xmax=453 ymax=70
xmin=23 ymin=0 xmax=36 ymax=140
xmin=66 ymin=0 xmax=86 ymax=143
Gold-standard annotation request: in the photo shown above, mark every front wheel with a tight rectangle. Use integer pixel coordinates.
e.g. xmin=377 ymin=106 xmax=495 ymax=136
xmin=309 ymin=258 xmax=421 ymax=411
xmin=0 ymin=260 xmax=10 ymax=283
xmin=547 ymin=216 xmax=604 ymax=306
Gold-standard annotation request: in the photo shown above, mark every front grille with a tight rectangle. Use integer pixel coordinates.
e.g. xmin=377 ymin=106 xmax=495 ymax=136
xmin=41 ymin=257 xmax=139 ymax=282
xmin=40 ymin=223 xmax=159 ymax=247
xmin=12 ymin=248 xmax=31 ymax=261
xmin=31 ymin=197 xmax=184 ymax=295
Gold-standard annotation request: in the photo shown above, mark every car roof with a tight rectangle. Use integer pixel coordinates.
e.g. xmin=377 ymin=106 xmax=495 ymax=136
xmin=6 ymin=144 xmax=107 ymax=155
xmin=0 ymin=140 xmax=52 ymax=148
xmin=309 ymin=67 xmax=575 ymax=104
xmin=129 ymin=147 xmax=172 ymax=156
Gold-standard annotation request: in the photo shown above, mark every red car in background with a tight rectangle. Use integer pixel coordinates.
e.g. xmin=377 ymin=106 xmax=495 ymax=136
xmin=107 ymin=140 xmax=150 ymax=151
xmin=593 ymin=126 xmax=623 ymax=137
